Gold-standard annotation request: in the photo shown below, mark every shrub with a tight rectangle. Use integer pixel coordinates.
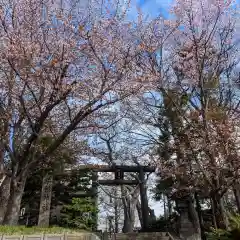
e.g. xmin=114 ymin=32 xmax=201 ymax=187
xmin=207 ymin=215 xmax=240 ymax=240
xmin=60 ymin=197 xmax=98 ymax=230
xmin=0 ymin=226 xmax=86 ymax=235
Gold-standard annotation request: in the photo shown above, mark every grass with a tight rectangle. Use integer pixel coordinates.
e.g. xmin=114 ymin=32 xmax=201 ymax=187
xmin=0 ymin=226 xmax=88 ymax=235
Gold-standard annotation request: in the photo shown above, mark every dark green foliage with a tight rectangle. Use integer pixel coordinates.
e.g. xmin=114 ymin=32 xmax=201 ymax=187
xmin=148 ymin=216 xmax=168 ymax=231
xmin=207 ymin=215 xmax=240 ymax=240
xmin=52 ymin=169 xmax=93 ymax=206
xmin=60 ymin=197 xmax=98 ymax=230
xmin=153 ymin=177 xmax=175 ymax=201
xmin=21 ymin=168 xmax=95 ymax=227
xmin=147 ymin=214 xmax=178 ymax=233
xmin=153 ymin=89 xmax=190 ymax=201
xmin=20 ymin=135 xmax=95 ymax=227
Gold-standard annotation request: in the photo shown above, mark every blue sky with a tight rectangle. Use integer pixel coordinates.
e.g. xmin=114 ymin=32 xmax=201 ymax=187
xmin=127 ymin=0 xmax=240 ymax=20
xmin=126 ymin=0 xmax=173 ymax=20
xmin=138 ymin=0 xmax=172 ymax=17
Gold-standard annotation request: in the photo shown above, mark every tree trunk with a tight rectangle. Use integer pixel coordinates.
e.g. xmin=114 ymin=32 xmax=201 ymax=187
xmin=167 ymin=196 xmax=172 ymax=217
xmin=3 ymin=177 xmax=26 ymax=225
xmin=139 ymin=169 xmax=149 ymax=230
xmin=122 ymin=197 xmax=135 ymax=233
xmin=92 ymin=172 xmax=98 ymax=231
xmin=114 ymin=195 xmax=119 ymax=233
xmin=211 ymin=193 xmax=229 ymax=229
xmin=163 ymin=195 xmax=167 ymax=220
xmin=0 ymin=175 xmax=11 ymax=224
xmin=233 ymin=185 xmax=240 ymax=213
xmin=195 ymin=193 xmax=206 ymax=240
xmin=220 ymin=196 xmax=229 ymax=228
xmin=211 ymin=198 xmax=217 ymax=229
xmin=121 ymin=186 xmax=136 ymax=233
xmin=188 ymin=195 xmax=201 ymax=236
xmin=136 ymin=199 xmax=143 ymax=228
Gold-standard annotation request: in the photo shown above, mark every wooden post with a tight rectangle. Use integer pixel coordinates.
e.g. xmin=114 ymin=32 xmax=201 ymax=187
xmin=38 ymin=173 xmax=53 ymax=227
xmin=139 ymin=168 xmax=149 ymax=231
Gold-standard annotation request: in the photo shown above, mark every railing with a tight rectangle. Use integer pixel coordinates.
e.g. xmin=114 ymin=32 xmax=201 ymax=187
xmin=0 ymin=233 xmax=100 ymax=240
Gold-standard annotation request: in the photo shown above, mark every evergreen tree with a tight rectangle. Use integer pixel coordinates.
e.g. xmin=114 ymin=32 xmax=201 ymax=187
xmin=60 ymin=197 xmax=98 ymax=230
xmin=21 ymin=168 xmax=96 ymax=228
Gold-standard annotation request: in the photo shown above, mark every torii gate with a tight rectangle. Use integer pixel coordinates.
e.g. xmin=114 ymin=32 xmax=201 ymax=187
xmin=37 ymin=165 xmax=155 ymax=231
xmin=92 ymin=165 xmax=156 ymax=231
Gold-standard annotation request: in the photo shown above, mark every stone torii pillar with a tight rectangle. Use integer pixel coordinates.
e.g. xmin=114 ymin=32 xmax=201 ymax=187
xmin=38 ymin=173 xmax=53 ymax=227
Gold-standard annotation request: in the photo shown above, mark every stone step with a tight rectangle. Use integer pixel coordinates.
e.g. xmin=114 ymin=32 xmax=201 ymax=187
xmin=106 ymin=232 xmax=173 ymax=240
xmin=111 ymin=237 xmax=171 ymax=239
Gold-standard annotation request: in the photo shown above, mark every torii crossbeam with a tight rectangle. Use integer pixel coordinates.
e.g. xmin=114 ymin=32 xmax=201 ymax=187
xmin=92 ymin=164 xmax=156 ymax=231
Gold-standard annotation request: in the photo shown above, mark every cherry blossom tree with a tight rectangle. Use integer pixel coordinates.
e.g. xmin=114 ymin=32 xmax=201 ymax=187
xmin=123 ymin=0 xmax=240 ymax=236
xmin=0 ymin=0 xmax=159 ymax=225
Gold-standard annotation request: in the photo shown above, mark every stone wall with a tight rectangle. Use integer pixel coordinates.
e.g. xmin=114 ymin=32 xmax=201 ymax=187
xmin=0 ymin=233 xmax=100 ymax=240
xmin=0 ymin=232 xmax=174 ymax=240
